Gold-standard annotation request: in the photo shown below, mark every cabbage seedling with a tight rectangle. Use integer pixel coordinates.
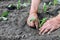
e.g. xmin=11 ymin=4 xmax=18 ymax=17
xmin=39 ymin=18 xmax=47 ymax=28
xmin=48 ymin=2 xmax=52 ymax=6
xmin=1 ymin=11 xmax=9 ymax=17
xmin=53 ymin=0 xmax=58 ymax=6
xmin=0 ymin=11 xmax=9 ymax=21
xmin=6 ymin=4 xmax=16 ymax=10
xmin=17 ymin=0 xmax=21 ymax=9
xmin=8 ymin=4 xmax=13 ymax=8
xmin=22 ymin=3 xmax=30 ymax=7
xmin=43 ymin=3 xmax=47 ymax=13
xmin=0 ymin=17 xmax=8 ymax=21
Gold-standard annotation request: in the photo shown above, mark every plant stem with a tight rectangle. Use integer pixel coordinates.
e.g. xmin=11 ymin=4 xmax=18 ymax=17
xmin=54 ymin=0 xmax=58 ymax=6
xmin=39 ymin=18 xmax=47 ymax=28
xmin=43 ymin=3 xmax=47 ymax=13
xmin=17 ymin=0 xmax=21 ymax=9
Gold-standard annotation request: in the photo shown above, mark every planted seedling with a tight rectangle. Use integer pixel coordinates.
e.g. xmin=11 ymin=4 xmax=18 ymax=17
xmin=48 ymin=2 xmax=52 ymax=6
xmin=6 ymin=4 xmax=16 ymax=10
xmin=1 ymin=11 xmax=9 ymax=17
xmin=8 ymin=4 xmax=13 ymax=8
xmin=17 ymin=0 xmax=21 ymax=9
xmin=22 ymin=3 xmax=30 ymax=7
xmin=0 ymin=11 xmax=9 ymax=21
xmin=39 ymin=18 xmax=47 ymax=28
xmin=43 ymin=3 xmax=47 ymax=13
xmin=0 ymin=17 xmax=8 ymax=21
xmin=53 ymin=0 xmax=58 ymax=6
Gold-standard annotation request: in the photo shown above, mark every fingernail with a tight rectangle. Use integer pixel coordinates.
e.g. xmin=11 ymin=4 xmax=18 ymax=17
xmin=47 ymin=32 xmax=50 ymax=35
xmin=42 ymin=33 xmax=44 ymax=35
xmin=36 ymin=25 xmax=38 ymax=29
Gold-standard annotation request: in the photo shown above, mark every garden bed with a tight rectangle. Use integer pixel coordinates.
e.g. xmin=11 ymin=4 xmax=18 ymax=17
xmin=0 ymin=0 xmax=60 ymax=40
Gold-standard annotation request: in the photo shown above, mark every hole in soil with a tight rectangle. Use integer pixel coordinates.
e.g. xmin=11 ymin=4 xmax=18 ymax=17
xmin=6 ymin=5 xmax=26 ymax=10
xmin=30 ymin=26 xmax=36 ymax=29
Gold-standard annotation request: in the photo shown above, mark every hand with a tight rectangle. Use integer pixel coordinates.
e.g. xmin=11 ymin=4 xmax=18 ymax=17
xmin=39 ymin=17 xmax=60 ymax=35
xmin=27 ymin=13 xmax=39 ymax=29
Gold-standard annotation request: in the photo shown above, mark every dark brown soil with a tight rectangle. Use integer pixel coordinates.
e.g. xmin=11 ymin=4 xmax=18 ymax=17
xmin=0 ymin=0 xmax=60 ymax=40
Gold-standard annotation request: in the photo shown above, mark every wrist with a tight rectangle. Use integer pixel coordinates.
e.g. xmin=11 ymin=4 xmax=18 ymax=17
xmin=29 ymin=12 xmax=37 ymax=15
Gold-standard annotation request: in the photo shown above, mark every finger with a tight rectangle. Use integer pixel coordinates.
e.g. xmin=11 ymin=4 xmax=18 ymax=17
xmin=27 ymin=21 xmax=31 ymax=26
xmin=39 ymin=27 xmax=45 ymax=34
xmin=39 ymin=24 xmax=46 ymax=31
xmin=47 ymin=28 xmax=54 ymax=34
xmin=30 ymin=21 xmax=34 ymax=27
xmin=35 ymin=21 xmax=38 ymax=29
xmin=39 ymin=27 xmax=42 ymax=31
xmin=27 ymin=19 xmax=34 ymax=27
xmin=42 ymin=28 xmax=50 ymax=35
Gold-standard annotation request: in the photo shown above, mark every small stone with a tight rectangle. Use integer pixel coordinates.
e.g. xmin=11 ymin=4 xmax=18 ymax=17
xmin=29 ymin=33 xmax=31 ymax=36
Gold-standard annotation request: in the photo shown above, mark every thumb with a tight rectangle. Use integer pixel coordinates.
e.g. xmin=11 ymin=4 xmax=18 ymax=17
xmin=35 ymin=21 xmax=39 ymax=29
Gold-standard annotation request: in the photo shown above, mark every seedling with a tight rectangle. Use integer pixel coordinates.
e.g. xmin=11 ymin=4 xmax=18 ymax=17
xmin=28 ymin=0 xmax=30 ymax=3
xmin=39 ymin=18 xmax=47 ymax=28
xmin=17 ymin=0 xmax=21 ymax=9
xmin=22 ymin=3 xmax=30 ymax=7
xmin=6 ymin=4 xmax=16 ymax=10
xmin=0 ymin=11 xmax=9 ymax=21
xmin=30 ymin=17 xmax=36 ymax=22
xmin=0 ymin=17 xmax=8 ymax=21
xmin=8 ymin=4 xmax=13 ymax=8
xmin=1 ymin=11 xmax=9 ymax=17
xmin=53 ymin=0 xmax=58 ymax=6
xmin=43 ymin=3 xmax=47 ymax=13
xmin=48 ymin=2 xmax=52 ymax=6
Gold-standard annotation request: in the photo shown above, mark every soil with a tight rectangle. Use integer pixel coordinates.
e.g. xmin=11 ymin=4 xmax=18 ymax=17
xmin=0 ymin=0 xmax=60 ymax=40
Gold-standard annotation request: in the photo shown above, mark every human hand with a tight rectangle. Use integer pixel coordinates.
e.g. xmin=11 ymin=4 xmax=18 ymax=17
xmin=39 ymin=17 xmax=60 ymax=35
xmin=27 ymin=13 xmax=39 ymax=29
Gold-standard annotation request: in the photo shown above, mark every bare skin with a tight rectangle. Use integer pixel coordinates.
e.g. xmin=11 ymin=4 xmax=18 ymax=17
xmin=39 ymin=14 xmax=60 ymax=35
xmin=27 ymin=0 xmax=60 ymax=35
xmin=27 ymin=0 xmax=40 ymax=28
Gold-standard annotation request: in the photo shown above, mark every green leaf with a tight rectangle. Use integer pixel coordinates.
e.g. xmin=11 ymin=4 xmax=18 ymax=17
xmin=43 ymin=3 xmax=47 ymax=13
xmin=0 ymin=17 xmax=8 ymax=21
xmin=1 ymin=11 xmax=9 ymax=17
xmin=30 ymin=17 xmax=36 ymax=22
xmin=8 ymin=4 xmax=13 ymax=7
xmin=48 ymin=2 xmax=52 ymax=6
xmin=17 ymin=0 xmax=21 ymax=9
xmin=54 ymin=0 xmax=58 ymax=6
xmin=2 ymin=17 xmax=8 ymax=21
xmin=39 ymin=18 xmax=47 ymax=28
